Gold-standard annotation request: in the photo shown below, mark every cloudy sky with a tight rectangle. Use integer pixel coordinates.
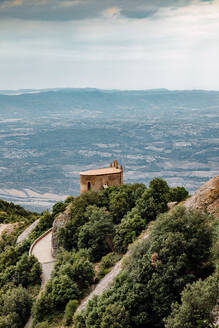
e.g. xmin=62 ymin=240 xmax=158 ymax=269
xmin=0 ymin=0 xmax=219 ymax=90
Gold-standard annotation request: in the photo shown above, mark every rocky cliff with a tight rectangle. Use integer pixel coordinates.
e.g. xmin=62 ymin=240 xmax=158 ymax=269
xmin=51 ymin=204 xmax=71 ymax=257
xmin=184 ymin=175 xmax=219 ymax=218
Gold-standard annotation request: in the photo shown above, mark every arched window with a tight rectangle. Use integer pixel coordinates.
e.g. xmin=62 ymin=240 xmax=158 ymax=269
xmin=88 ymin=182 xmax=91 ymax=191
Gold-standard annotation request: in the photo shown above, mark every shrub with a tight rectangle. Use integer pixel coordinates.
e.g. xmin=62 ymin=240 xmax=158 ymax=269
xmin=100 ymin=304 xmax=131 ymax=328
xmin=98 ymin=253 xmax=122 ymax=279
xmin=0 ymin=285 xmax=32 ymax=328
xmin=169 ymin=186 xmax=189 ymax=202
xmin=52 ymin=201 xmax=66 ymax=217
xmin=64 ymin=299 xmax=79 ymax=326
xmin=0 ymin=248 xmax=41 ymax=288
xmin=78 ymin=206 xmax=114 ymax=261
xmin=165 ymin=269 xmax=219 ymax=328
xmin=35 ymin=322 xmax=50 ymax=328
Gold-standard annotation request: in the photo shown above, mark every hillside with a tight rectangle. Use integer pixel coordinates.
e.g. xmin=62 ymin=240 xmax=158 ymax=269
xmin=0 ymin=177 xmax=218 ymax=328
xmin=0 ymin=198 xmax=38 ymax=247
xmin=29 ymin=177 xmax=218 ymax=328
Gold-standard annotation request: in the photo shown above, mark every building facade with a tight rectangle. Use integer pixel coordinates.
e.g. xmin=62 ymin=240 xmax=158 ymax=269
xmin=80 ymin=160 xmax=123 ymax=193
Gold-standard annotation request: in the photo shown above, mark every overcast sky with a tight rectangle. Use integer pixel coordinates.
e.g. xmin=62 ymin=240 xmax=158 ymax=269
xmin=0 ymin=0 xmax=219 ymax=90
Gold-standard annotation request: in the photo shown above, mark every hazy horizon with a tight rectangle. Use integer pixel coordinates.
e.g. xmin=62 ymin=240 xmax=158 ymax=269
xmin=1 ymin=87 xmax=219 ymax=92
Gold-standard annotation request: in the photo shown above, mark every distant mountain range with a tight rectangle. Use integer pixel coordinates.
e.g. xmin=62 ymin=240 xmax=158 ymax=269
xmin=0 ymin=88 xmax=218 ymax=211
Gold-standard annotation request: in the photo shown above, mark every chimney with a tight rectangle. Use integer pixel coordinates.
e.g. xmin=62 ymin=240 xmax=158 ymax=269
xmin=113 ymin=160 xmax=118 ymax=169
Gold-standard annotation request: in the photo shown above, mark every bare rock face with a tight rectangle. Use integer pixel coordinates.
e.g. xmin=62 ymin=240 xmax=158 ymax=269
xmin=167 ymin=201 xmax=178 ymax=210
xmin=184 ymin=175 xmax=219 ymax=218
xmin=51 ymin=205 xmax=71 ymax=257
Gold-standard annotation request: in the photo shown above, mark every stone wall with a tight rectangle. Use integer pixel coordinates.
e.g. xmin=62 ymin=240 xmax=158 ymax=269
xmin=51 ymin=205 xmax=71 ymax=257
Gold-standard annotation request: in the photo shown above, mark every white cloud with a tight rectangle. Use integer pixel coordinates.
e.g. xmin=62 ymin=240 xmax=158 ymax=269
xmin=0 ymin=0 xmax=219 ymax=89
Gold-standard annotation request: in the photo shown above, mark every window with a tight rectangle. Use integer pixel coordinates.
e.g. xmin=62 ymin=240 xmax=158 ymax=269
xmin=88 ymin=182 xmax=91 ymax=191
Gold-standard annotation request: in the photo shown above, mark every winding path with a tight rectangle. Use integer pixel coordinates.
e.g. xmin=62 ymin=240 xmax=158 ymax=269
xmin=25 ymin=229 xmax=56 ymax=328
xmin=31 ymin=230 xmax=56 ymax=286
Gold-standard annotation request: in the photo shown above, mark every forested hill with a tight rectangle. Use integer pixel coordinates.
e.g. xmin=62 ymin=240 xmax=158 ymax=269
xmin=31 ymin=178 xmax=218 ymax=328
xmin=0 ymin=177 xmax=218 ymax=328
xmin=0 ymin=199 xmax=38 ymax=223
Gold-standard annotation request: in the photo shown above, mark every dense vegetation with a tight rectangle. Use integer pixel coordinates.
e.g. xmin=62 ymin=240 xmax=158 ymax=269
xmin=0 ymin=199 xmax=38 ymax=224
xmin=1 ymin=180 xmax=218 ymax=328
xmin=57 ymin=180 xmax=187 ymax=257
xmin=32 ymin=249 xmax=94 ymax=326
xmin=0 ymin=200 xmax=42 ymax=328
xmin=32 ymin=179 xmax=190 ymax=326
xmin=0 ymin=199 xmax=67 ymax=328
xmin=75 ymin=207 xmax=218 ymax=328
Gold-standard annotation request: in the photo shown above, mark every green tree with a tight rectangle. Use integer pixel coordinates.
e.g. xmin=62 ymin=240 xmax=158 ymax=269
xmin=109 ymin=190 xmax=132 ymax=223
xmin=165 ymin=269 xmax=219 ymax=328
xmin=52 ymin=201 xmax=66 ymax=217
xmin=59 ymin=259 xmax=94 ymax=290
xmin=150 ymin=206 xmax=213 ymax=276
xmin=0 ymin=286 xmax=32 ymax=328
xmin=78 ymin=206 xmax=114 ymax=261
xmin=113 ymin=208 xmax=146 ymax=253
xmin=51 ymin=274 xmax=79 ymax=309
xmin=57 ymin=191 xmax=99 ymax=250
xmin=149 ymin=178 xmax=169 ymax=213
xmin=169 ymin=186 xmax=189 ymax=202
xmin=100 ymin=304 xmax=131 ymax=328
xmin=136 ymin=189 xmax=158 ymax=222
xmin=14 ymin=254 xmax=41 ymax=287
xmin=64 ymin=299 xmax=79 ymax=326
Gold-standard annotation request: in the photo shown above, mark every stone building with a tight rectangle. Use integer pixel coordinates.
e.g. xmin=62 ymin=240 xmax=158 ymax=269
xmin=80 ymin=160 xmax=123 ymax=193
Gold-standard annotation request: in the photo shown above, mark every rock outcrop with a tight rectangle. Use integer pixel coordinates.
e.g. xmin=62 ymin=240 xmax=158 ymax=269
xmin=0 ymin=223 xmax=19 ymax=239
xmin=51 ymin=205 xmax=71 ymax=257
xmin=184 ymin=175 xmax=219 ymax=218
